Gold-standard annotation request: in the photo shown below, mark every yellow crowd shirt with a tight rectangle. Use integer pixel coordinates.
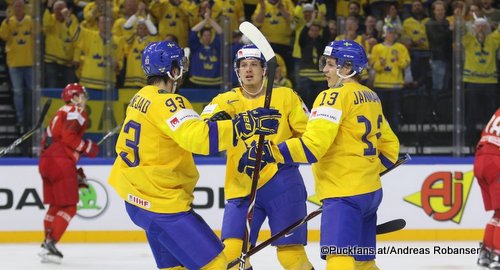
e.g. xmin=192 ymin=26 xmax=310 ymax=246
xmin=73 ymin=27 xmax=124 ymax=90
xmin=402 ymin=16 xmax=430 ymax=50
xmin=292 ymin=3 xmax=327 ymax=59
xmin=0 ymin=15 xmax=33 ymax=67
xmin=336 ymin=0 xmax=367 ymax=17
xmin=124 ymin=35 xmax=159 ymax=88
xmin=212 ymin=0 xmax=245 ymax=33
xmin=251 ymin=0 xmax=295 ymax=46
xmin=370 ymin=42 xmax=410 ymax=89
xmin=81 ymin=2 xmax=119 ymax=30
xmin=149 ymin=0 xmax=192 ymax=47
xmin=278 ymin=82 xmax=400 ymax=199
xmin=112 ymin=17 xmax=136 ymax=41
xmin=462 ymin=31 xmax=500 ymax=84
xmin=108 ymin=86 xmax=235 ymax=213
xmin=42 ymin=10 xmax=79 ymax=66
xmin=200 ymin=86 xmax=309 ymax=199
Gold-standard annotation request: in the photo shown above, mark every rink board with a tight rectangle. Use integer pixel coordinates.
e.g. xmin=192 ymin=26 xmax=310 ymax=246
xmin=0 ymin=156 xmax=487 ymax=243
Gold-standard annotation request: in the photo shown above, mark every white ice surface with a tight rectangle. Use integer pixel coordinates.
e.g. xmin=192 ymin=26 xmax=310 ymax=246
xmin=0 ymin=241 xmax=484 ymax=269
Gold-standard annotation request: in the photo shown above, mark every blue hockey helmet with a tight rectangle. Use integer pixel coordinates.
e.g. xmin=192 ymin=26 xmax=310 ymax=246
xmin=233 ymin=44 xmax=267 ymax=70
xmin=320 ymin=40 xmax=368 ymax=74
xmin=142 ymin=41 xmax=186 ymax=79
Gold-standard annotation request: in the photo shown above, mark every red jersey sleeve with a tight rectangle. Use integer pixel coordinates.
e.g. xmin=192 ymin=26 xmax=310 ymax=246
xmin=480 ymin=108 xmax=500 ymax=148
xmin=45 ymin=105 xmax=89 ymax=159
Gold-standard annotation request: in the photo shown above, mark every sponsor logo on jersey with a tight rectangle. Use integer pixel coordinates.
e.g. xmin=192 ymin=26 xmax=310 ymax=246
xmin=309 ymin=106 xmax=342 ymax=124
xmin=170 ymin=117 xmax=180 ymax=128
xmin=227 ymin=99 xmax=239 ymax=104
xmin=127 ymin=194 xmax=151 ymax=209
xmin=167 ymin=109 xmax=201 ymax=131
xmin=77 ymin=179 xmax=109 ymax=219
xmin=202 ymin=104 xmax=217 ymax=115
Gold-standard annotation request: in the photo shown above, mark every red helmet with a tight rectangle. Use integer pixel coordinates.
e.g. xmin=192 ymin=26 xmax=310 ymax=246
xmin=61 ymin=83 xmax=87 ymax=103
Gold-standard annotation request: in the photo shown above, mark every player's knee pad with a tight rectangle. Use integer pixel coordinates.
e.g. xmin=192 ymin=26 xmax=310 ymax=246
xmin=277 ymin=245 xmax=313 ymax=270
xmin=326 ymin=255 xmax=355 ymax=270
xmin=355 ymin=260 xmax=380 ymax=270
xmin=200 ymin=252 xmax=227 ymax=270
xmin=224 ymin=238 xmax=251 ymax=270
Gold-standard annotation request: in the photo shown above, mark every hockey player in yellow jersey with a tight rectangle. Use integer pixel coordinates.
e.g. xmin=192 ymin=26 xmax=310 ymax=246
xmin=239 ymin=40 xmax=400 ymax=270
xmin=107 ymin=40 xmax=281 ymax=270
xmin=200 ymin=44 xmax=314 ymax=270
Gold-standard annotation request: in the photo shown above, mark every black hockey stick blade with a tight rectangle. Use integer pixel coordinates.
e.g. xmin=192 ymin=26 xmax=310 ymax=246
xmin=380 ymin=153 xmax=411 ymax=177
xmin=376 ymin=218 xmax=406 ymax=234
xmin=0 ymin=99 xmax=52 ymax=157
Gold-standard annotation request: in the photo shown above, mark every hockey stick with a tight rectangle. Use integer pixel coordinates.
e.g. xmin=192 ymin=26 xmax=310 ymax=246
xmin=0 ymin=99 xmax=52 ymax=157
xmin=76 ymin=123 xmax=122 ymax=189
xmin=235 ymin=21 xmax=278 ymax=270
xmin=97 ymin=124 xmax=122 ymax=145
xmin=227 ymin=154 xmax=411 ymax=269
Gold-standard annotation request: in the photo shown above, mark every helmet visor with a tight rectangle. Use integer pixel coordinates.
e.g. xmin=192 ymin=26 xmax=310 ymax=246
xmin=318 ymin=55 xmax=328 ymax=72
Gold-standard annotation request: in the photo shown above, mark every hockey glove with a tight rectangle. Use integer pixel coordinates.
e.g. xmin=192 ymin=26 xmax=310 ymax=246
xmin=232 ymin=107 xmax=281 ymax=141
xmin=77 ymin=167 xmax=89 ymax=189
xmin=238 ymin=140 xmax=277 ymax=178
xmin=82 ymin=139 xmax=100 ymax=158
xmin=207 ymin=111 xmax=232 ymax=122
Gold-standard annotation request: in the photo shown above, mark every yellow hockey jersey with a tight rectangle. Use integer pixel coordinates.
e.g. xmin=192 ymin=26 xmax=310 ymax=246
xmin=42 ymin=10 xmax=79 ymax=66
xmin=251 ymin=0 xmax=295 ymax=46
xmin=108 ymin=86 xmax=235 ymax=213
xmin=201 ymin=87 xmax=309 ymax=199
xmin=336 ymin=0 xmax=367 ymax=17
xmin=149 ymin=0 xmax=192 ymax=47
xmin=124 ymin=35 xmax=159 ymax=88
xmin=462 ymin=31 xmax=500 ymax=84
xmin=212 ymin=0 xmax=245 ymax=33
xmin=277 ymin=82 xmax=399 ymax=199
xmin=370 ymin=42 xmax=410 ymax=89
xmin=73 ymin=27 xmax=125 ymax=90
xmin=112 ymin=17 xmax=136 ymax=41
xmin=0 ymin=15 xmax=33 ymax=67
xmin=402 ymin=16 xmax=430 ymax=50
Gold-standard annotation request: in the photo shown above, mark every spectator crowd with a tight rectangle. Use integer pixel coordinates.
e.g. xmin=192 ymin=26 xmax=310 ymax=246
xmin=0 ymin=0 xmax=499 ymax=150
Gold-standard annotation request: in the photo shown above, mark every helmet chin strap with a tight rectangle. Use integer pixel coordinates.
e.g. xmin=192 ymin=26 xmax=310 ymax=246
xmin=167 ymin=67 xmax=184 ymax=93
xmin=333 ymin=69 xmax=357 ymax=88
xmin=236 ymin=68 xmax=266 ymax=97
xmin=239 ymin=79 xmax=265 ymax=97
